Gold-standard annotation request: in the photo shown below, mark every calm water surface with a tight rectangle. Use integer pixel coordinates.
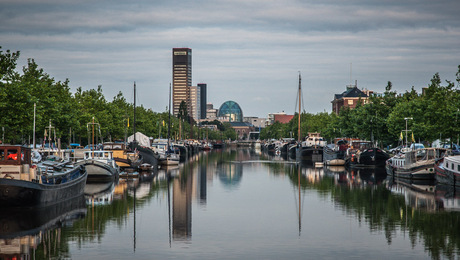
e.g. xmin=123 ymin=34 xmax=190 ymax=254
xmin=2 ymin=148 xmax=460 ymax=259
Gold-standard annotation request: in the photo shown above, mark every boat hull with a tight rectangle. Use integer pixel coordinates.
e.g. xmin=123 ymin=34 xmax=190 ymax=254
xmin=297 ymin=147 xmax=323 ymax=162
xmin=0 ymin=168 xmax=87 ymax=207
xmin=347 ymin=148 xmax=389 ymax=168
xmin=80 ymin=160 xmax=118 ymax=182
xmin=386 ymin=164 xmax=435 ymax=180
xmin=435 ymin=164 xmax=460 ymax=186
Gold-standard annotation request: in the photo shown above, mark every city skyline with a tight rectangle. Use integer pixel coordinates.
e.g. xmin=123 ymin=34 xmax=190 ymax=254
xmin=1 ymin=0 xmax=459 ymax=118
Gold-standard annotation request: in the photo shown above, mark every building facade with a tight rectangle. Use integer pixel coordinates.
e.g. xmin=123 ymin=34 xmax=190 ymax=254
xmin=197 ymin=83 xmax=207 ymax=119
xmin=172 ymin=48 xmax=192 ymax=116
xmin=331 ymin=82 xmax=372 ymax=114
xmin=189 ymin=86 xmax=200 ymax=121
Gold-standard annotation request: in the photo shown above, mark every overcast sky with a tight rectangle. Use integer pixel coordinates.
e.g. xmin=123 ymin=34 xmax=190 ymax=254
xmin=2 ymin=0 xmax=460 ymax=118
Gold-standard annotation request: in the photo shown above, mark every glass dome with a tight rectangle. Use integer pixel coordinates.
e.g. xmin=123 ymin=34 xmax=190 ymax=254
xmin=217 ymin=100 xmax=243 ymax=122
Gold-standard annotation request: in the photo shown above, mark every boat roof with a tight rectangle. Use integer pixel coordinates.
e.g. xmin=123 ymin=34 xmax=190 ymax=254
xmin=446 ymin=156 xmax=460 ymax=164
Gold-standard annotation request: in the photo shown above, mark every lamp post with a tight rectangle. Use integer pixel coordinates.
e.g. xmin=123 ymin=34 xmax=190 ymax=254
xmin=404 ymin=117 xmax=413 ymax=148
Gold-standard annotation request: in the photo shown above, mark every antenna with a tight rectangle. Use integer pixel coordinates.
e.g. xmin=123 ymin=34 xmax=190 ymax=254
xmin=350 ymin=63 xmax=352 ymax=86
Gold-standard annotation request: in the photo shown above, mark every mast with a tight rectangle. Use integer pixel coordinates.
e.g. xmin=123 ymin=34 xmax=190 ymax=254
xmin=133 ymin=81 xmax=137 ymax=144
xmin=298 ymin=72 xmax=301 ymax=142
xmin=168 ymin=83 xmax=172 ymax=154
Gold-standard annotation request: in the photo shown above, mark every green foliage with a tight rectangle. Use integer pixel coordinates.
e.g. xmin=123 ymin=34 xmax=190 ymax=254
xmin=2 ymin=47 xmax=460 ymax=147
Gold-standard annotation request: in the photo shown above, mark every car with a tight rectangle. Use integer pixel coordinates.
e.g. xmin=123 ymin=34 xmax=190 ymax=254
xmin=410 ymin=143 xmax=425 ymax=150
xmin=442 ymin=143 xmax=460 ymax=155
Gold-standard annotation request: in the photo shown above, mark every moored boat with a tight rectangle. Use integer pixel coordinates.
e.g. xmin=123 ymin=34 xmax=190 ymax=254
xmin=386 ymin=148 xmax=448 ymax=180
xmin=297 ymin=132 xmax=326 ymax=162
xmin=102 ymin=142 xmax=141 ymax=170
xmin=346 ymin=147 xmax=389 ymax=168
xmin=0 ymin=145 xmax=87 ymax=207
xmin=78 ymin=150 xmax=119 ymax=182
xmin=435 ymin=155 xmax=460 ymax=186
xmin=323 ymin=139 xmax=350 ymax=166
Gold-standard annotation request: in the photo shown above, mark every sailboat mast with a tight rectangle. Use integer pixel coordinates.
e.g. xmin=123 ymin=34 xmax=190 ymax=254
xmin=133 ymin=81 xmax=136 ymax=144
xmin=168 ymin=83 xmax=172 ymax=152
xmin=298 ymin=72 xmax=301 ymax=142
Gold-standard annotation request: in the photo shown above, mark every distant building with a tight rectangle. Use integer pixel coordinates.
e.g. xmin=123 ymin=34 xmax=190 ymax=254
xmin=267 ymin=111 xmax=293 ymax=125
xmin=206 ymin=103 xmax=218 ymax=120
xmin=229 ymin=122 xmax=254 ymax=140
xmin=189 ymin=86 xmax=200 ymax=121
xmin=331 ymin=81 xmax=373 ymax=114
xmin=172 ymin=48 xmax=192 ymax=116
xmin=198 ymin=83 xmax=207 ymax=119
xmin=243 ymin=117 xmax=266 ymax=129
xmin=217 ymin=101 xmax=243 ymax=122
xmin=274 ymin=114 xmax=294 ymax=124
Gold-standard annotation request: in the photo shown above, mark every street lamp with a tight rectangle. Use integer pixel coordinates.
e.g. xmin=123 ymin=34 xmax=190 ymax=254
xmin=404 ymin=117 xmax=413 ymax=148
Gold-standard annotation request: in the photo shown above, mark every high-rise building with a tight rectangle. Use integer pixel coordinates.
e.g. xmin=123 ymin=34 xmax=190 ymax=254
xmin=197 ymin=83 xmax=207 ymax=119
xmin=172 ymin=48 xmax=192 ymax=116
xmin=189 ymin=86 xmax=200 ymax=121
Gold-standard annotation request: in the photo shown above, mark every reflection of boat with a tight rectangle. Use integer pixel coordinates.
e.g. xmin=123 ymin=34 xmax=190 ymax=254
xmin=78 ymin=150 xmax=119 ymax=182
xmin=435 ymin=184 xmax=460 ymax=211
xmin=387 ymin=176 xmax=437 ymax=212
xmin=85 ymin=181 xmax=115 ymax=205
xmin=352 ymin=167 xmax=387 ymax=185
xmin=0 ymin=195 xmax=86 ymax=239
xmin=386 ymin=148 xmax=447 ymax=180
xmin=0 ymin=145 xmax=88 ymax=207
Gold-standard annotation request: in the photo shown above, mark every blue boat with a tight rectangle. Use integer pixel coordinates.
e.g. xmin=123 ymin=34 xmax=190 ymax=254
xmin=0 ymin=145 xmax=87 ymax=207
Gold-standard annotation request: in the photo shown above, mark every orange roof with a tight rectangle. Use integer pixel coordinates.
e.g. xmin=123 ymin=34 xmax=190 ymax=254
xmin=274 ymin=114 xmax=294 ymax=124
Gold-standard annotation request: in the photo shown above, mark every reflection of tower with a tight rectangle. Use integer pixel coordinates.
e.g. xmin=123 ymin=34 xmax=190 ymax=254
xmin=198 ymin=164 xmax=207 ymax=205
xmin=172 ymin=172 xmax=192 ymax=240
xmin=218 ymin=163 xmax=243 ymax=188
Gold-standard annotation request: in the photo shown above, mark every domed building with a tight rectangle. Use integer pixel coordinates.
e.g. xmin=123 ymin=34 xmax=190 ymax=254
xmin=217 ymin=100 xmax=243 ymax=122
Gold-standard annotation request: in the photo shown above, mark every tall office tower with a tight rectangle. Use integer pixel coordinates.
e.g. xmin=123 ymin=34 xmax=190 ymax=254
xmin=172 ymin=48 xmax=192 ymax=116
xmin=189 ymin=86 xmax=200 ymax=121
xmin=197 ymin=83 xmax=207 ymax=119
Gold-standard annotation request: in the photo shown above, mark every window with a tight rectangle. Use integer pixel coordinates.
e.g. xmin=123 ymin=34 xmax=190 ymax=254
xmin=7 ymin=150 xmax=18 ymax=160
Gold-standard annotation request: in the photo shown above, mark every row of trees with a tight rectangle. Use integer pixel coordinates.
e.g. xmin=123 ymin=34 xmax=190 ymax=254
xmin=261 ymin=65 xmax=460 ymax=148
xmin=0 ymin=47 xmax=237 ymax=146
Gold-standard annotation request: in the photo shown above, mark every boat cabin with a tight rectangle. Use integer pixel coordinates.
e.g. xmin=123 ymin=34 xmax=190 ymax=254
xmin=0 ymin=145 xmax=34 ymax=180
xmin=84 ymin=150 xmax=114 ymax=160
xmin=444 ymin=156 xmax=460 ymax=174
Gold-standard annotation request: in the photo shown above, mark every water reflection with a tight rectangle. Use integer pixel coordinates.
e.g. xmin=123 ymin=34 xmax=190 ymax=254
xmin=4 ymin=149 xmax=460 ymax=259
xmin=0 ymin=195 xmax=86 ymax=259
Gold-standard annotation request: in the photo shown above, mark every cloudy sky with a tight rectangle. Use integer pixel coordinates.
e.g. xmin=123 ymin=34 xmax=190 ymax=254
xmin=2 ymin=0 xmax=460 ymax=118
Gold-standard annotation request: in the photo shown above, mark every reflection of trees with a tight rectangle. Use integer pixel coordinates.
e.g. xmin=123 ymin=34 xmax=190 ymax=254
xmin=70 ymin=179 xmax=168 ymax=246
xmin=283 ymin=165 xmax=460 ymax=259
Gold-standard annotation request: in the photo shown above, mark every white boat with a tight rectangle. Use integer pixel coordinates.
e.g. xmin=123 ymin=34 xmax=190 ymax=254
xmin=78 ymin=150 xmax=119 ymax=182
xmin=386 ymin=148 xmax=448 ymax=180
xmin=435 ymin=155 xmax=460 ymax=186
xmin=297 ymin=132 xmax=327 ymax=162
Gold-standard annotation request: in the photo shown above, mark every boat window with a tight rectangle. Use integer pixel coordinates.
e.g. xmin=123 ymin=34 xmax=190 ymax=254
xmin=0 ymin=150 xmax=4 ymax=161
xmin=446 ymin=162 xmax=449 ymax=168
xmin=7 ymin=150 xmax=18 ymax=160
xmin=452 ymin=163 xmax=455 ymax=170
xmin=458 ymin=165 xmax=460 ymax=172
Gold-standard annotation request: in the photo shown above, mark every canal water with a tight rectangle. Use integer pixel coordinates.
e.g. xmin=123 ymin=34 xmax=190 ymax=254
xmin=1 ymin=148 xmax=460 ymax=259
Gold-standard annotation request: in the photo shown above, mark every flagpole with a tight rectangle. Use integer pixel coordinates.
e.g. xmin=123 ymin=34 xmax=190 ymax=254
xmin=404 ymin=117 xmax=413 ymax=148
